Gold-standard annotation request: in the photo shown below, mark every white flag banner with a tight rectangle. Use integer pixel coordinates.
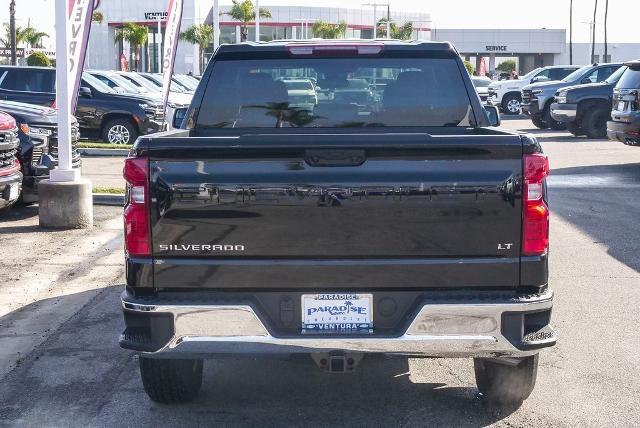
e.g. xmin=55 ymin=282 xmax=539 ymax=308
xmin=161 ymin=0 xmax=184 ymax=116
xmin=67 ymin=0 xmax=97 ymax=111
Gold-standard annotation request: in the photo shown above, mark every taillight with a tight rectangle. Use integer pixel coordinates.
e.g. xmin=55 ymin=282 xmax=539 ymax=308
xmin=123 ymin=156 xmax=151 ymax=256
xmin=50 ymin=99 xmax=56 ymax=109
xmin=522 ymin=153 xmax=549 ymax=256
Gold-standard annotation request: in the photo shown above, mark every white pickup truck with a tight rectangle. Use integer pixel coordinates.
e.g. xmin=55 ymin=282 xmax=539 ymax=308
xmin=488 ymin=65 xmax=580 ymax=115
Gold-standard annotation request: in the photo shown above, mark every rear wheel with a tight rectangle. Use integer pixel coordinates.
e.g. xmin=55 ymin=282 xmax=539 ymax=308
xmin=582 ymin=108 xmax=609 ymax=139
xmin=102 ymin=118 xmax=138 ymax=145
xmin=139 ymin=357 xmax=203 ymax=403
xmin=543 ymin=106 xmax=566 ymax=131
xmin=501 ymin=94 xmax=522 ymax=115
xmin=531 ymin=115 xmax=548 ymax=129
xmin=474 ymin=355 xmax=538 ymax=408
xmin=566 ymin=122 xmax=585 ymax=136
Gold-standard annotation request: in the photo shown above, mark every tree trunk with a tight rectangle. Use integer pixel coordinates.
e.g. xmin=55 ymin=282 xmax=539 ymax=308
xmin=241 ymin=25 xmax=248 ymax=42
xmin=591 ymin=0 xmax=598 ymax=63
xmin=9 ymin=0 xmax=17 ymax=65
xmin=604 ymin=0 xmax=609 ymax=61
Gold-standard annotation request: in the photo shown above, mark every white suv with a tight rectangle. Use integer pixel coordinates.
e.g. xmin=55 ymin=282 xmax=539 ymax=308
xmin=488 ymin=66 xmax=580 ymax=115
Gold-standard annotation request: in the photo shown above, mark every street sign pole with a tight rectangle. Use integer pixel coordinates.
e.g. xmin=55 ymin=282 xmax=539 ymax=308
xmin=40 ymin=0 xmax=94 ymax=229
xmin=52 ymin=0 xmax=76 ymax=183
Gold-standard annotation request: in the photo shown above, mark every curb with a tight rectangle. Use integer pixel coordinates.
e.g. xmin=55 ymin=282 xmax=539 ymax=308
xmin=93 ymin=193 xmax=124 ymax=206
xmin=80 ymin=148 xmax=129 ymax=157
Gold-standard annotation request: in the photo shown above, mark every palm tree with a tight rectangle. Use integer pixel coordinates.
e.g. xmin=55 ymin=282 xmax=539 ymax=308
xmin=591 ymin=0 xmax=598 ymax=63
xmin=23 ymin=27 xmax=49 ymax=48
xmin=114 ymin=23 xmax=149 ymax=72
xmin=1 ymin=24 xmax=29 ymax=48
xmin=377 ymin=19 xmax=413 ymax=40
xmin=224 ymin=0 xmax=272 ymax=42
xmin=569 ymin=0 xmax=573 ymax=64
xmin=311 ymin=21 xmax=347 ymax=39
xmin=180 ymin=24 xmax=214 ymax=71
xmin=92 ymin=11 xmax=105 ymax=24
xmin=603 ymin=0 xmax=609 ymax=61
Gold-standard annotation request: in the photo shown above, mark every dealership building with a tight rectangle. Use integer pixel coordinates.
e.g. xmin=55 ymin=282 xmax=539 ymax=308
xmin=84 ymin=1 xmax=431 ymax=74
xmin=81 ymin=1 xmax=640 ymax=75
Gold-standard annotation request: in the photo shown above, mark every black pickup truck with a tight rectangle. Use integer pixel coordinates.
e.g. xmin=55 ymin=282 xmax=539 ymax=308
xmin=120 ymin=40 xmax=555 ymax=407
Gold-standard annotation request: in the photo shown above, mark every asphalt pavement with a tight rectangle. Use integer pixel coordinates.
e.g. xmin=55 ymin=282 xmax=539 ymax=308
xmin=1 ymin=120 xmax=640 ymax=427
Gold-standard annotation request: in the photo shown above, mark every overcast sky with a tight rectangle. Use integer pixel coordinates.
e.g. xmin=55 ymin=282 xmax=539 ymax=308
xmin=1 ymin=0 xmax=638 ymax=47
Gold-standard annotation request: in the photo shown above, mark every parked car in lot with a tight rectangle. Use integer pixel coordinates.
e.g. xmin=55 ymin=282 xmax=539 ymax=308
xmin=281 ymin=78 xmax=318 ymax=110
xmin=0 ymin=100 xmax=81 ymax=203
xmin=472 ymin=76 xmax=492 ymax=103
xmin=89 ymin=70 xmax=191 ymax=130
xmin=522 ymin=63 xmax=623 ymax=130
xmin=138 ymin=73 xmax=195 ymax=94
xmin=488 ymin=65 xmax=580 ymax=115
xmin=0 ymin=112 xmax=21 ymax=211
xmin=332 ymin=78 xmax=375 ymax=111
xmin=120 ymin=40 xmax=555 ymax=407
xmin=550 ymin=65 xmax=627 ymax=138
xmin=608 ymin=60 xmax=640 ymax=146
xmin=0 ymin=66 xmax=166 ymax=144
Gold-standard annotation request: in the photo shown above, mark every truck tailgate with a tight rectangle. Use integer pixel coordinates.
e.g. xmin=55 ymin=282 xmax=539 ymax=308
xmin=148 ymin=133 xmax=523 ymax=289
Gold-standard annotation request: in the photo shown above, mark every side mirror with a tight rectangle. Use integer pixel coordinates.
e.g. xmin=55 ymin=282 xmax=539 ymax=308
xmin=484 ymin=105 xmax=501 ymax=127
xmin=581 ymin=78 xmax=593 ymax=84
xmin=172 ymin=107 xmax=187 ymax=129
xmin=79 ymin=87 xmax=92 ymax=98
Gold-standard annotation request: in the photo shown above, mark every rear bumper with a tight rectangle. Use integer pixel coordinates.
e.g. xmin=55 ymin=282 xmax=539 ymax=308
xmin=120 ymin=289 xmax=556 ymax=359
xmin=550 ymin=103 xmax=578 ymax=123
xmin=608 ymin=115 xmax=640 ymax=145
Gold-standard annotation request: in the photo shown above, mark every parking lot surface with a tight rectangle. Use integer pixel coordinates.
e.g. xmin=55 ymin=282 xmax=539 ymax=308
xmin=1 ymin=120 xmax=640 ymax=427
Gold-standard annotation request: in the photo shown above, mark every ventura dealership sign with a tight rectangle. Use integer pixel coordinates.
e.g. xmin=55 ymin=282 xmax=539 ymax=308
xmin=145 ymin=11 xmax=168 ymax=20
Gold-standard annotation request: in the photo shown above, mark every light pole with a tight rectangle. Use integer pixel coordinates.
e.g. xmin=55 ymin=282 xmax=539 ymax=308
xmin=255 ymin=0 xmax=260 ymax=42
xmin=293 ymin=19 xmax=310 ymax=39
xmin=213 ymin=0 xmax=220 ymax=51
xmin=156 ymin=15 xmax=163 ymax=73
xmin=362 ymin=2 xmax=388 ymax=39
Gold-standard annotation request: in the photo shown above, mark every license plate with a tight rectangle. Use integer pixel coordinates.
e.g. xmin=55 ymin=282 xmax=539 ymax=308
xmin=302 ymin=293 xmax=373 ymax=333
xmin=618 ymin=101 xmax=626 ymax=111
xmin=8 ymin=183 xmax=19 ymax=201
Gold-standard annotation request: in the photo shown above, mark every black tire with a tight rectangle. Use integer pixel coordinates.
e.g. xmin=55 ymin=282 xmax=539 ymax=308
xmin=501 ymin=93 xmax=522 ymax=115
xmin=101 ymin=118 xmax=138 ymax=145
xmin=566 ymin=122 xmax=585 ymax=136
xmin=474 ymin=355 xmax=538 ymax=408
xmin=543 ymin=106 xmax=566 ymax=131
xmin=582 ymin=108 xmax=609 ymax=139
xmin=531 ymin=115 xmax=548 ymax=129
xmin=139 ymin=357 xmax=203 ymax=403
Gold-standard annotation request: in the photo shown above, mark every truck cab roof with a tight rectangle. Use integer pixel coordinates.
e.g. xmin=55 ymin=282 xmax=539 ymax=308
xmin=216 ymin=39 xmax=456 ymax=54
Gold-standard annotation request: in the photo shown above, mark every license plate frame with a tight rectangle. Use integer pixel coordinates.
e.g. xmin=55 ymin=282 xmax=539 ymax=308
xmin=301 ymin=293 xmax=373 ymax=334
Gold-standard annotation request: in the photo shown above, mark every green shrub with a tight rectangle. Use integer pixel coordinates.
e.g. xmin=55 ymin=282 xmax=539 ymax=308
xmin=497 ymin=60 xmax=517 ymax=73
xmin=464 ymin=60 xmax=475 ymax=75
xmin=26 ymin=52 xmax=51 ymax=67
